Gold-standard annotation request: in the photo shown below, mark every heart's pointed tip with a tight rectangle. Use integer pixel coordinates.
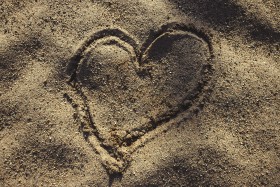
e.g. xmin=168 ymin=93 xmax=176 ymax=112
xmin=103 ymin=157 xmax=128 ymax=175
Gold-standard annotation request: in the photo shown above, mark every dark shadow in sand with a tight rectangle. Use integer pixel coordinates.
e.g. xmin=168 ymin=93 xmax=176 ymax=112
xmin=0 ymin=34 xmax=44 ymax=88
xmin=171 ymin=0 xmax=280 ymax=44
xmin=133 ymin=146 xmax=236 ymax=186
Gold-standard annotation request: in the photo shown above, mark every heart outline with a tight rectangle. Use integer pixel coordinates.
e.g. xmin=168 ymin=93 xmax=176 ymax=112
xmin=66 ymin=22 xmax=214 ymax=174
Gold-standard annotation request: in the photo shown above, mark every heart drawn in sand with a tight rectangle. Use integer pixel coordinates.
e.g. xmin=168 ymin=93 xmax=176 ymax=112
xmin=66 ymin=22 xmax=214 ymax=174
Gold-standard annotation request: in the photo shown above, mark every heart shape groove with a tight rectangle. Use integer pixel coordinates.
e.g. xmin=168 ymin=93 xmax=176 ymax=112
xmin=66 ymin=22 xmax=214 ymax=174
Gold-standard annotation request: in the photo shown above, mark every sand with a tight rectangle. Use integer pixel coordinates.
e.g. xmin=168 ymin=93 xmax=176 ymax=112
xmin=0 ymin=0 xmax=279 ymax=186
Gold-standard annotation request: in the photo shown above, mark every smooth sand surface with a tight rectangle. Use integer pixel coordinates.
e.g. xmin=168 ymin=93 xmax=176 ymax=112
xmin=0 ymin=0 xmax=279 ymax=186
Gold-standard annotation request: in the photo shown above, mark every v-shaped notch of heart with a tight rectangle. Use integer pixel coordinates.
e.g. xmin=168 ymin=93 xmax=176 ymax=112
xmin=66 ymin=22 xmax=214 ymax=174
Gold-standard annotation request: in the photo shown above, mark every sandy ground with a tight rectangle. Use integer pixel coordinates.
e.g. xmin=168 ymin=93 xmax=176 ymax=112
xmin=0 ymin=0 xmax=279 ymax=186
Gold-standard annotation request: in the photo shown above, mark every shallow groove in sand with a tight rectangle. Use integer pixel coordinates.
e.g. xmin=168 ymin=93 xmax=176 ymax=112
xmin=66 ymin=22 xmax=215 ymax=174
